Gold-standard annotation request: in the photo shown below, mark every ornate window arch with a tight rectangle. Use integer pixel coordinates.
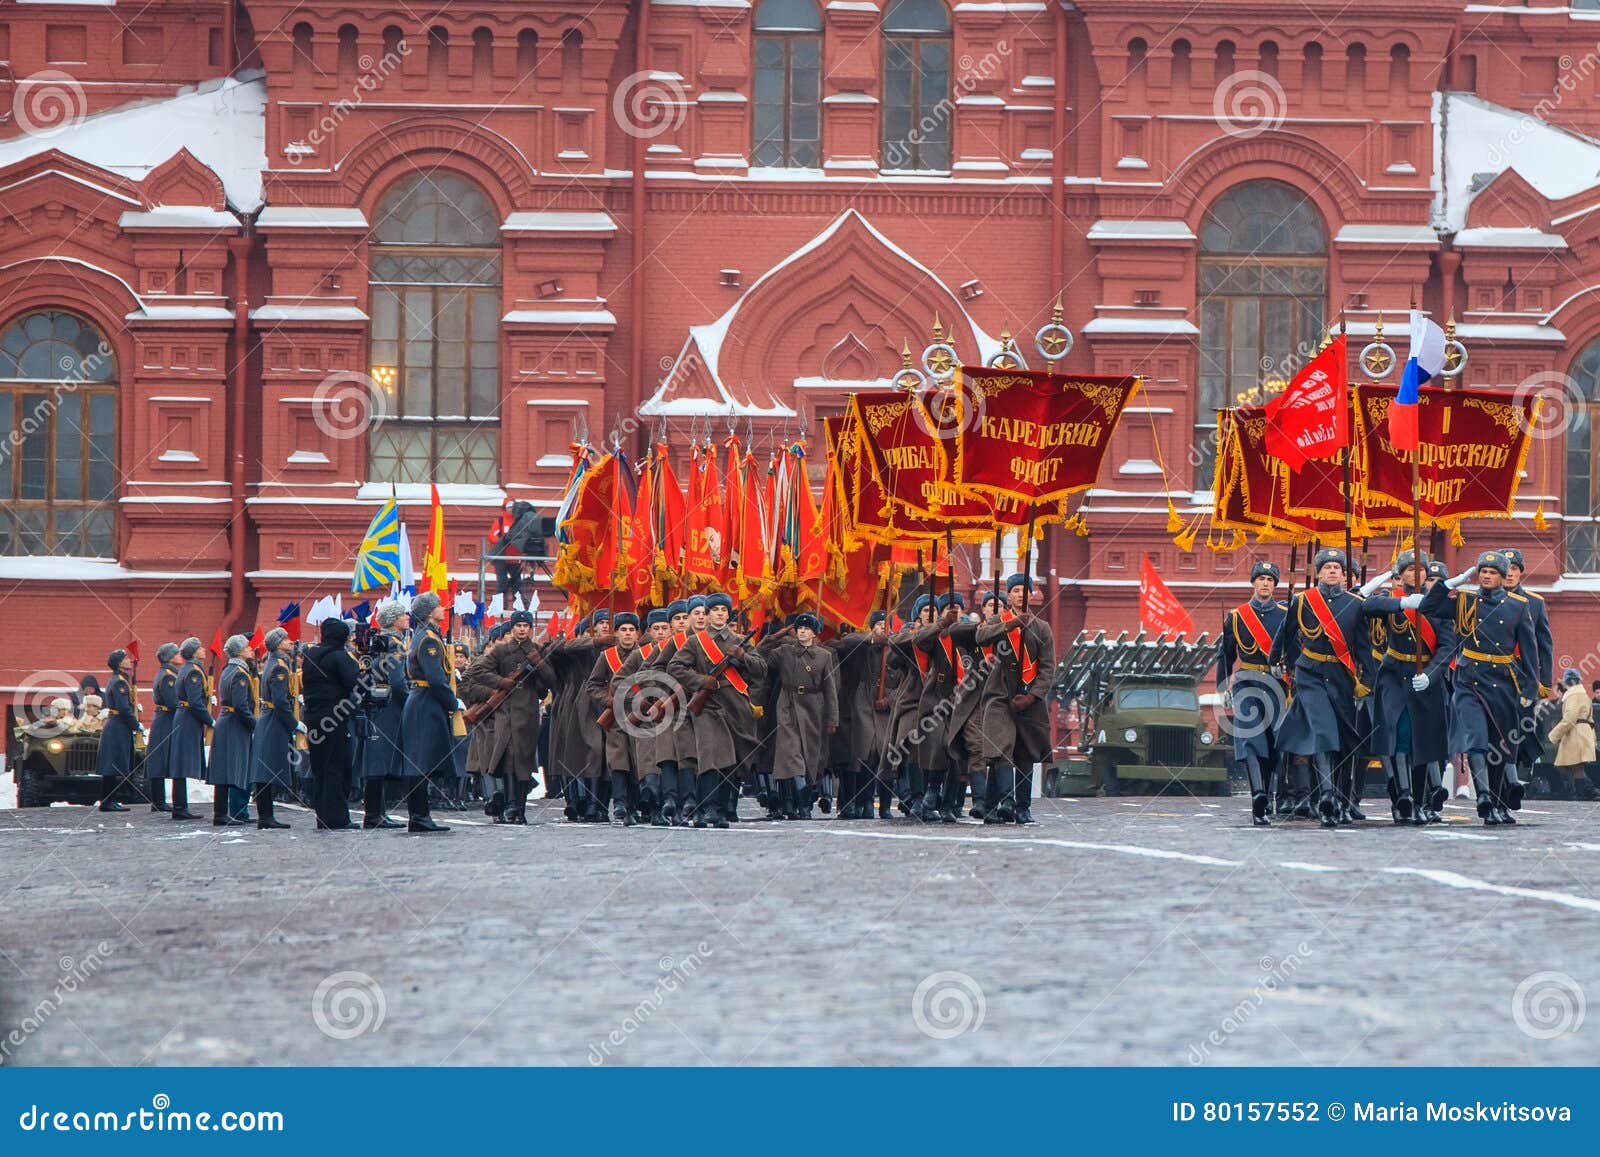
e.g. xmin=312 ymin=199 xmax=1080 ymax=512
xmin=1565 ymin=337 xmax=1600 ymax=571
xmin=882 ymin=0 xmax=951 ymax=171
xmin=367 ymin=172 xmax=501 ymax=485
xmin=0 ymin=310 xmax=117 ymax=556
xmin=752 ymin=0 xmax=822 ymax=168
xmin=1196 ymin=179 xmax=1327 ymax=484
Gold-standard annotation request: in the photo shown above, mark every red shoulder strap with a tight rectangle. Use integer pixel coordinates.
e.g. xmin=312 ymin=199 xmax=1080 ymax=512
xmin=1235 ymin=603 xmax=1273 ymax=654
xmin=1304 ymin=588 xmax=1358 ymax=679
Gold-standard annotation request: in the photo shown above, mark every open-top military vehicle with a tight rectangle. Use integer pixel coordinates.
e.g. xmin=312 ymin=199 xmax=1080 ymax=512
xmin=1043 ymin=630 xmax=1233 ymax=797
xmin=6 ymin=703 xmax=146 ymax=808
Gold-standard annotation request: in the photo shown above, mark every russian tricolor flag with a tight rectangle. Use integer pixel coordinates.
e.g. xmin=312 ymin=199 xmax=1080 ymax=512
xmin=1393 ymin=310 xmax=1447 ymax=451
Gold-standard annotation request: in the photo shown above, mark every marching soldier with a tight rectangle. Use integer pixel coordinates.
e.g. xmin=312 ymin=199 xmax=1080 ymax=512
xmin=611 ymin=608 xmax=672 ymax=823
xmin=666 ymin=592 xmax=767 ymax=827
xmin=147 ymin=642 xmax=197 ymax=819
xmin=1215 ymin=561 xmax=1288 ymax=825
xmin=547 ymin=613 xmax=609 ymax=821
xmin=588 ymin=611 xmax=643 ymax=824
xmin=467 ymin=609 xmax=552 ymax=825
xmin=830 ymin=611 xmax=896 ymax=822
xmin=357 ymin=601 xmax=410 ymax=830
xmin=973 ymin=575 xmax=1056 ymax=824
xmin=249 ymin=627 xmax=297 ymax=829
xmin=1503 ymin=548 xmax=1555 ymax=802
xmin=171 ymin=636 xmax=214 ymax=817
xmin=1270 ymin=548 xmax=1413 ymax=828
xmin=208 ymin=635 xmax=257 ymax=826
xmin=397 ymin=591 xmax=454 ymax=833
xmin=1419 ymin=550 xmax=1541 ymax=825
xmin=93 ymin=649 xmax=140 ymax=812
xmin=892 ymin=595 xmax=937 ymax=821
xmin=913 ymin=593 xmax=977 ymax=822
xmin=760 ymin=614 xmax=841 ymax=820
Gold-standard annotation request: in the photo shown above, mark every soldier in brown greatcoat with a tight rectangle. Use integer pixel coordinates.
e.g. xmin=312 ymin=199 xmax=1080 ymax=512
xmin=464 ymin=610 xmax=552 ymax=825
xmin=586 ymin=611 xmax=643 ymax=824
xmin=759 ymin=614 xmax=841 ymax=819
xmin=611 ymin=608 xmax=673 ymax=822
xmin=913 ymin=593 xmax=983 ymax=822
xmin=972 ymin=574 xmax=1057 ymax=824
xmin=829 ymin=611 xmax=896 ymax=820
xmin=546 ymin=612 xmax=610 ymax=821
xmin=666 ymin=592 xmax=768 ymax=827
xmin=888 ymin=595 xmax=936 ymax=821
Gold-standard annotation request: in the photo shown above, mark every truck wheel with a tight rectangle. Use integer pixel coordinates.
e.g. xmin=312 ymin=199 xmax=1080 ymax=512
xmin=17 ymin=764 xmax=48 ymax=808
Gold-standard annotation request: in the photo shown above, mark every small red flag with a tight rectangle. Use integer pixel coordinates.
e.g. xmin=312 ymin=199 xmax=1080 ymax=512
xmin=126 ymin=639 xmax=140 ymax=663
xmin=1265 ymin=335 xmax=1349 ymax=472
xmin=248 ymin=627 xmax=265 ymax=652
xmin=1139 ymin=554 xmax=1196 ymax=638
xmin=210 ymin=626 xmax=223 ymax=657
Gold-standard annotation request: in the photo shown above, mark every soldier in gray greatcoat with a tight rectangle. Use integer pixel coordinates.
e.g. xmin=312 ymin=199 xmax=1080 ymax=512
xmin=666 ymin=592 xmax=768 ymax=827
xmin=207 ymin=635 xmax=257 ymax=826
xmin=249 ymin=628 xmax=296 ymax=829
xmin=760 ymin=614 xmax=840 ymax=820
xmin=145 ymin=642 xmax=196 ymax=818
xmin=94 ymin=649 xmax=141 ymax=812
xmin=171 ymin=636 xmax=214 ymax=814
xmin=357 ymin=601 xmax=411 ymax=829
xmin=397 ymin=591 xmax=454 ymax=833
xmin=632 ymin=602 xmax=694 ymax=825
xmin=914 ymin=594 xmax=982 ymax=822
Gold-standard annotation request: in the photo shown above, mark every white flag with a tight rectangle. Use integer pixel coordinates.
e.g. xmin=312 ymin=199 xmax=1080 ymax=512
xmin=398 ymin=521 xmax=416 ymax=593
xmin=452 ymin=588 xmax=476 ymax=616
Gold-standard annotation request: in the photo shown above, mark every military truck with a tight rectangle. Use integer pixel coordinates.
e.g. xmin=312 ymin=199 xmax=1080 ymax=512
xmin=6 ymin=704 xmax=145 ymax=808
xmin=1043 ymin=630 xmax=1233 ymax=797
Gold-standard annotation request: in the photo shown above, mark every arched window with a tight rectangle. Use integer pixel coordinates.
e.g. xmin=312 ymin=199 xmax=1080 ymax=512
xmin=0 ymin=311 xmax=117 ymax=556
xmin=753 ymin=0 xmax=822 ymax=168
xmin=428 ymin=26 xmax=448 ymax=84
xmin=1565 ymin=339 xmax=1600 ymax=570
xmin=882 ymin=0 xmax=951 ymax=171
xmin=1171 ymin=39 xmax=1192 ymax=95
xmin=337 ymin=25 xmax=358 ymax=80
xmin=1389 ymin=43 xmax=1411 ymax=92
xmin=1303 ymin=42 xmax=1323 ymax=93
xmin=292 ymin=22 xmax=314 ymax=79
xmin=473 ymin=27 xmax=494 ymax=76
xmin=1259 ymin=40 xmax=1279 ymax=78
xmin=368 ymin=173 xmax=501 ymax=485
xmin=516 ymin=29 xmax=538 ymax=78
xmin=1216 ymin=39 xmax=1235 ymax=79
xmin=1347 ymin=42 xmax=1367 ymax=94
xmin=1196 ymin=180 xmax=1327 ymax=485
xmin=562 ymin=29 xmax=582 ymax=86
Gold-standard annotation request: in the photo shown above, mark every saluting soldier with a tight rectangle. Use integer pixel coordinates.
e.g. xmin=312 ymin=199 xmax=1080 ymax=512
xmin=1215 ymin=561 xmax=1289 ymax=826
xmin=666 ymin=592 xmax=768 ymax=827
xmin=171 ymin=636 xmax=214 ymax=814
xmin=357 ymin=601 xmax=410 ymax=830
xmin=588 ymin=611 xmax=643 ymax=824
xmin=249 ymin=627 xmax=296 ymax=829
xmin=94 ymin=648 xmax=141 ymax=813
xmin=760 ymin=614 xmax=841 ymax=820
xmin=1419 ymin=550 xmax=1542 ymax=825
xmin=1503 ymin=548 xmax=1555 ymax=799
xmin=973 ymin=574 xmax=1057 ymax=825
xmin=397 ymin=591 xmax=454 ymax=833
xmin=208 ymin=635 xmax=257 ymax=826
xmin=1269 ymin=548 xmax=1413 ymax=829
xmin=147 ymin=642 xmax=197 ymax=819
xmin=830 ymin=611 xmax=896 ymax=822
xmin=466 ymin=609 xmax=552 ymax=825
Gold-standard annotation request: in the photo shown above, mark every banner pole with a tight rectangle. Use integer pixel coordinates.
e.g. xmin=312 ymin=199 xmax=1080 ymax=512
xmin=1340 ymin=315 xmax=1353 ymax=588
xmin=1022 ymin=505 xmax=1037 ymax=609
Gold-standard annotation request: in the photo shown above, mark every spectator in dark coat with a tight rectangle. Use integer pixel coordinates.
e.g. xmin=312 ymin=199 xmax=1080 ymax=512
xmin=301 ymin=617 xmax=361 ymax=830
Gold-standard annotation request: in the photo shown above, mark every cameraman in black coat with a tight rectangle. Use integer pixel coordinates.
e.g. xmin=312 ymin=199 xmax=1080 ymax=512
xmin=301 ymin=617 xmax=362 ymax=830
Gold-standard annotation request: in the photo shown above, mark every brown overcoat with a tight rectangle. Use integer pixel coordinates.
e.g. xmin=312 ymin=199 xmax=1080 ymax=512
xmin=760 ymin=635 xmax=840 ymax=781
xmin=666 ymin=625 xmax=768 ymax=773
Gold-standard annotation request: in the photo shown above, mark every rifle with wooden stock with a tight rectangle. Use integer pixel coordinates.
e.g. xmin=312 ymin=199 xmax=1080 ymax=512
xmin=462 ymin=628 xmax=553 ymax=727
xmin=684 ymin=624 xmax=778 ymax=716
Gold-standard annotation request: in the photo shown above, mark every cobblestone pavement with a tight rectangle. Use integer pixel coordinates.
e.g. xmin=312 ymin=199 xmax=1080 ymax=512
xmin=2 ymin=794 xmax=1598 ymax=1066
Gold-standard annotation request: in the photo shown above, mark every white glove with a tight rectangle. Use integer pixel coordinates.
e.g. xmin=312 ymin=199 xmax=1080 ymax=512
xmin=209 ymin=695 xmax=218 ymax=708
xmin=1446 ymin=566 xmax=1476 ymax=590
xmin=1358 ymin=568 xmax=1394 ymax=597
xmin=1399 ymin=592 xmax=1424 ymax=610
xmin=1411 ymin=673 xmax=1430 ymax=692
xmin=454 ymin=698 xmax=467 ymax=711
xmin=295 ymin=721 xmax=307 ymax=734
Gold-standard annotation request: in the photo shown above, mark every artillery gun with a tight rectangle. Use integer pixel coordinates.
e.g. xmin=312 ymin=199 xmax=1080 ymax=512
xmin=1043 ymin=629 xmax=1232 ymax=797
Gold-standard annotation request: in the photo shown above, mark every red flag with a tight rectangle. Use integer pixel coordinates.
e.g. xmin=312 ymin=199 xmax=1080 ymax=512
xmin=210 ymin=626 xmax=223 ymax=657
xmin=717 ymin=436 xmax=740 ymax=586
xmin=1265 ymin=335 xmax=1349 ymax=471
xmin=248 ymin=627 xmax=265 ymax=653
xmin=684 ymin=442 xmax=722 ymax=590
xmin=1139 ymin=554 xmax=1195 ymax=637
xmin=654 ymin=446 xmax=688 ymax=596
xmin=126 ymin=639 xmax=140 ymax=663
xmin=735 ymin=451 xmax=769 ymax=600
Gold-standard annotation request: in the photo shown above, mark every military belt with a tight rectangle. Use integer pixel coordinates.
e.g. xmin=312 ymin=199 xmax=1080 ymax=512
xmin=1300 ymin=649 xmax=1341 ymax=665
xmin=1461 ymin=649 xmax=1513 ymax=665
xmin=1237 ymin=661 xmax=1271 ymax=672
xmin=156 ymin=706 xmax=172 ymax=713
xmin=1385 ymin=648 xmax=1429 ymax=664
xmin=409 ymin=679 xmax=430 ymax=687
xmin=219 ymin=707 xmax=235 ymax=714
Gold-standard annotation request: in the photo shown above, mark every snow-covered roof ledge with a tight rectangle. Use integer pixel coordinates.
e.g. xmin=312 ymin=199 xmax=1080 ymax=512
xmin=1086 ymin=219 xmax=1196 ymax=242
xmin=0 ymin=558 xmax=230 ymax=582
xmin=1439 ymin=92 xmax=1600 ymax=232
xmin=1333 ymin=224 xmax=1439 ymax=245
xmin=354 ymin=482 xmax=508 ymax=506
xmin=640 ymin=396 xmax=798 ymax=418
xmin=251 ymin=304 xmax=369 ymax=323
xmin=1454 ymin=226 xmax=1567 ymax=250
xmin=1083 ymin=317 xmax=1200 ymax=336
xmin=120 ymin=206 xmax=240 ymax=230
xmin=501 ymin=210 xmax=617 ymax=235
xmin=257 ymin=206 xmax=370 ymax=229
xmin=501 ymin=308 xmax=618 ymax=327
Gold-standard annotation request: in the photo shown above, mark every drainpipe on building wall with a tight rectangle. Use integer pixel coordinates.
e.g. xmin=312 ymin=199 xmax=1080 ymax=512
xmin=224 ymin=233 xmax=252 ymax=634
xmin=628 ymin=0 xmax=651 ymax=434
xmin=223 ymin=0 xmax=237 ymax=74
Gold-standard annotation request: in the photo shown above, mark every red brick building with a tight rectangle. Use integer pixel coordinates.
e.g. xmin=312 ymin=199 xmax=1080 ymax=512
xmin=5 ymin=0 xmax=1600 ymax=692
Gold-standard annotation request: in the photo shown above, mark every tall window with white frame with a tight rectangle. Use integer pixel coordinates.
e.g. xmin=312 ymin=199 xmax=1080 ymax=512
xmin=1564 ymin=338 xmax=1600 ymax=572
xmin=1196 ymin=179 xmax=1327 ymax=488
xmin=0 ymin=310 xmax=117 ymax=557
xmin=881 ymin=0 xmax=951 ymax=171
xmin=368 ymin=172 xmax=501 ymax=486
xmin=752 ymin=0 xmax=822 ymax=168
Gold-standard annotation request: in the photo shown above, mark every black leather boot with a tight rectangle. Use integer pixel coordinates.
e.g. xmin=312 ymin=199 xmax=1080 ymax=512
xmin=1015 ymin=768 xmax=1036 ymax=824
xmin=692 ymin=772 xmax=718 ymax=827
xmin=256 ymin=785 xmax=291 ymax=829
xmin=150 ymin=777 xmax=170 ymax=813
xmin=969 ymin=769 xmax=989 ymax=822
xmin=404 ymin=776 xmax=450 ymax=833
xmin=986 ymin=763 xmax=1016 ymax=824
xmin=1251 ymin=792 xmax=1271 ymax=826
xmin=364 ymin=778 xmax=403 ymax=829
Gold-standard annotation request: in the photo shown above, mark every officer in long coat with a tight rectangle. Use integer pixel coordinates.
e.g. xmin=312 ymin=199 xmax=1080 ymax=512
xmin=1215 ymin=561 xmax=1289 ymax=825
xmin=1269 ymin=548 xmax=1412 ymax=828
xmin=249 ymin=627 xmax=296 ymax=829
xmin=207 ymin=635 xmax=257 ymax=826
xmin=1503 ymin=548 xmax=1555 ymax=792
xmin=145 ymin=642 xmax=196 ymax=818
xmin=356 ymin=602 xmax=410 ymax=829
xmin=465 ymin=611 xmax=551 ymax=823
xmin=630 ymin=602 xmax=694 ymax=824
xmin=914 ymin=593 xmax=984 ymax=822
xmin=587 ymin=611 xmax=643 ymax=823
xmin=94 ymin=649 xmax=141 ymax=812
xmin=611 ymin=608 xmax=672 ymax=822
xmin=666 ymin=592 xmax=767 ymax=827
xmin=546 ymin=614 xmax=608 ymax=821
xmin=830 ymin=612 xmax=896 ymax=821
xmin=397 ymin=591 xmax=453 ymax=833
xmin=972 ymin=575 xmax=1057 ymax=824
xmin=1419 ymin=550 xmax=1542 ymax=825
xmin=760 ymin=614 xmax=841 ymax=819
xmin=171 ymin=636 xmax=214 ymax=808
